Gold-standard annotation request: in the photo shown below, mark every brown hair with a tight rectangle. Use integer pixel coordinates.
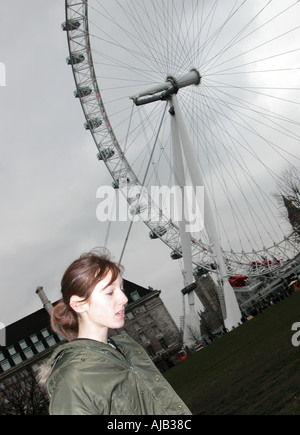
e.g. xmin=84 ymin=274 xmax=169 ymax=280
xmin=51 ymin=249 xmax=122 ymax=341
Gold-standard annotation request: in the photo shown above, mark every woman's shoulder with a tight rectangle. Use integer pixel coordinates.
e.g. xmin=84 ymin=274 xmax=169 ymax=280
xmin=111 ymin=334 xmax=151 ymax=362
xmin=46 ymin=340 xmax=118 ymax=393
xmin=111 ymin=333 xmax=139 ymax=346
xmin=49 ymin=339 xmax=117 ymax=368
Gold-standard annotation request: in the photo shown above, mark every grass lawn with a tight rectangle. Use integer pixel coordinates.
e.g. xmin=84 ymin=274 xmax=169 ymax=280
xmin=165 ymin=291 xmax=300 ymax=415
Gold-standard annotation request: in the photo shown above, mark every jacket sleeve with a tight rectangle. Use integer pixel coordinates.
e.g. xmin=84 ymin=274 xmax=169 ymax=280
xmin=49 ymin=370 xmax=108 ymax=415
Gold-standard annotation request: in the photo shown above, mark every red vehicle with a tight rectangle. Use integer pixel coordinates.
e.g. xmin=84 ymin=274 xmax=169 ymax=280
xmin=176 ymin=350 xmax=188 ymax=364
xmin=228 ymin=275 xmax=247 ymax=287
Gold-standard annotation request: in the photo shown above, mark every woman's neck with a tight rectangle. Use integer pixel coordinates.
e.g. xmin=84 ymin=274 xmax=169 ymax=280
xmin=77 ymin=322 xmax=108 ymax=344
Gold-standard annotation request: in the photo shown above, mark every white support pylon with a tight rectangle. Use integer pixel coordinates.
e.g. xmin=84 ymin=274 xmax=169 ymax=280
xmin=170 ymin=103 xmax=201 ymax=345
xmin=171 ymin=94 xmax=242 ymax=330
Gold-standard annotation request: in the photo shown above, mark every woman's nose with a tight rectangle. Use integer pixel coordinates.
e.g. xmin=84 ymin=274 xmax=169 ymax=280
xmin=119 ymin=289 xmax=128 ymax=305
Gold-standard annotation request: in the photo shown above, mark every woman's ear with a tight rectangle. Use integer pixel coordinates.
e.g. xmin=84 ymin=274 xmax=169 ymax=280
xmin=69 ymin=295 xmax=88 ymax=314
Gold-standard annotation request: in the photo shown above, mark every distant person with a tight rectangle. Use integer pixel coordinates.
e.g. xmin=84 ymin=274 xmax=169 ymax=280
xmin=41 ymin=249 xmax=191 ymax=415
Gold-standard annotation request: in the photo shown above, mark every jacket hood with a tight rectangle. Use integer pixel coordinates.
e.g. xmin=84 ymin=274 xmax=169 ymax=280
xmin=39 ymin=337 xmax=126 ymax=388
xmin=37 ymin=341 xmax=71 ymax=386
xmin=38 ymin=339 xmax=111 ymax=386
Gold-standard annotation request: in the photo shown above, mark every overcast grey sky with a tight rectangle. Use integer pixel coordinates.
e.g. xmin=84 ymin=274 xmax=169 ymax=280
xmin=1 ymin=1 xmax=299 ymax=330
xmin=0 ymin=1 xmax=194 ymax=328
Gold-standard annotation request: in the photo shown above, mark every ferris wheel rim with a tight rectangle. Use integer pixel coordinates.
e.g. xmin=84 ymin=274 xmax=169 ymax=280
xmin=63 ymin=0 xmax=300 ymax=279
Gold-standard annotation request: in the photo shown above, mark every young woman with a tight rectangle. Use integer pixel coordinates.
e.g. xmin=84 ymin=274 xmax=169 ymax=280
xmin=45 ymin=250 xmax=192 ymax=415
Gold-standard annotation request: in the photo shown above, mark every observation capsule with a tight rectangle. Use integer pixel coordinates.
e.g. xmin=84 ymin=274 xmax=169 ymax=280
xmin=61 ymin=19 xmax=81 ymax=31
xmin=97 ymin=148 xmax=115 ymax=161
xmin=193 ymin=265 xmax=208 ymax=277
xmin=74 ymin=87 xmax=92 ymax=98
xmin=66 ymin=52 xmax=85 ymax=65
xmin=112 ymin=178 xmax=130 ymax=189
xmin=149 ymin=226 xmax=167 ymax=239
xmin=84 ymin=117 xmax=102 ymax=130
xmin=170 ymin=250 xmax=182 ymax=260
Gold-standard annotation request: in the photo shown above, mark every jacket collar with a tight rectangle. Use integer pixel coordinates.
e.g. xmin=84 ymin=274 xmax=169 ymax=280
xmin=49 ymin=337 xmax=120 ymax=366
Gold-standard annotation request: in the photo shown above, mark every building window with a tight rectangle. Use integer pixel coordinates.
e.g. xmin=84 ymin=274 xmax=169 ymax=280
xmin=12 ymin=354 xmax=23 ymax=365
xmin=209 ymin=289 xmax=216 ymax=299
xmin=7 ymin=346 xmax=16 ymax=356
xmin=23 ymin=347 xmax=34 ymax=359
xmin=139 ymin=333 xmax=148 ymax=343
xmin=159 ymin=337 xmax=168 ymax=350
xmin=133 ymin=322 xmax=140 ymax=331
xmin=127 ymin=312 xmax=134 ymax=320
xmin=46 ymin=336 xmax=56 ymax=347
xmin=19 ymin=339 xmax=28 ymax=350
xmin=41 ymin=328 xmax=50 ymax=338
xmin=134 ymin=305 xmax=147 ymax=315
xmin=34 ymin=341 xmax=45 ymax=353
xmin=146 ymin=315 xmax=153 ymax=324
xmin=152 ymin=325 xmax=160 ymax=335
xmin=30 ymin=334 xmax=39 ymax=344
xmin=1 ymin=359 xmax=11 ymax=372
xmin=130 ymin=291 xmax=140 ymax=301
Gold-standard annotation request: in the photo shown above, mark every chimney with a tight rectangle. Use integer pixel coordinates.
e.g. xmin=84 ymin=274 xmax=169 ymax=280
xmin=36 ymin=286 xmax=54 ymax=316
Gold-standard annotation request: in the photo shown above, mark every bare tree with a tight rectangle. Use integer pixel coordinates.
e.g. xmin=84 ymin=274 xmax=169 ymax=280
xmin=184 ymin=313 xmax=202 ymax=346
xmin=273 ymin=165 xmax=300 ymax=234
xmin=0 ymin=369 xmax=49 ymax=415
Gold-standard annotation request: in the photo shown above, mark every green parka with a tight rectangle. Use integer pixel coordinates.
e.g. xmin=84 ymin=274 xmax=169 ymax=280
xmin=46 ymin=334 xmax=192 ymax=415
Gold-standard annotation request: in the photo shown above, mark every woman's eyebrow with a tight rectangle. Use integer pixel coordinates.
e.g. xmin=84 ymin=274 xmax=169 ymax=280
xmin=104 ymin=279 xmax=123 ymax=290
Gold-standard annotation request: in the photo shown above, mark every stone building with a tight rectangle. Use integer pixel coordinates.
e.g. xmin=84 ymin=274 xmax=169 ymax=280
xmin=194 ymin=274 xmax=224 ymax=335
xmin=0 ymin=306 xmax=62 ymax=414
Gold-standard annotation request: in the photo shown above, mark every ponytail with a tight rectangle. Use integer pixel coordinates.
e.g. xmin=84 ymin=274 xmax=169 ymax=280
xmin=51 ymin=300 xmax=78 ymax=342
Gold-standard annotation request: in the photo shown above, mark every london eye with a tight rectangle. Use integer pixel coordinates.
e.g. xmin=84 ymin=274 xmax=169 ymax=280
xmin=62 ymin=0 xmax=300 ymax=330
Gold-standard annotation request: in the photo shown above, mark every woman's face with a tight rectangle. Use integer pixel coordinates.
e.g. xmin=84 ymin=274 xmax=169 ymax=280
xmin=85 ymin=271 xmax=128 ymax=333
